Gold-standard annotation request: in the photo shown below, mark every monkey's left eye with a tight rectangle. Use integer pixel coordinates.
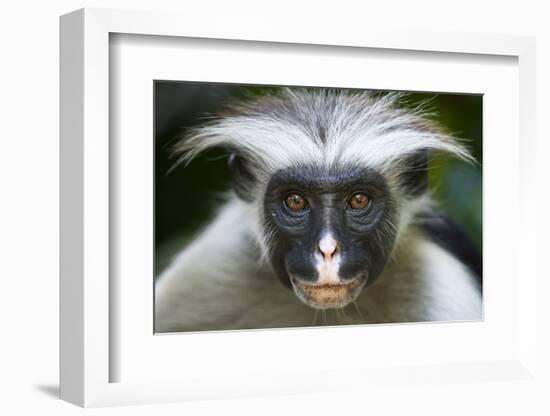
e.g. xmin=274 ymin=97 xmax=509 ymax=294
xmin=349 ymin=192 xmax=370 ymax=210
xmin=285 ymin=193 xmax=307 ymax=211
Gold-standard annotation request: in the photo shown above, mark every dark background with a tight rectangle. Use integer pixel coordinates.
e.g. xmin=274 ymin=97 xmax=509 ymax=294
xmin=154 ymin=82 xmax=482 ymax=275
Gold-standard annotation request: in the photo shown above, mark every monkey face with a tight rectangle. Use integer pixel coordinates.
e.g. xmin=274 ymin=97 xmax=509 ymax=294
xmin=263 ymin=164 xmax=398 ymax=309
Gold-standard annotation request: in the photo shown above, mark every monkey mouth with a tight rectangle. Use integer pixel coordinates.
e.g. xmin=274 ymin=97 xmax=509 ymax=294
xmin=290 ymin=276 xmax=367 ymax=309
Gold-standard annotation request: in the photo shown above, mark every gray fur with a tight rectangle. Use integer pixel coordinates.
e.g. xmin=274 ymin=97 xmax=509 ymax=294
xmin=172 ymin=89 xmax=473 ymax=192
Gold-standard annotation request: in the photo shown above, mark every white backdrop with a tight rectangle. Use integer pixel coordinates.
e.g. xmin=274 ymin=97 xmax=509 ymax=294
xmin=1 ymin=0 xmax=549 ymax=415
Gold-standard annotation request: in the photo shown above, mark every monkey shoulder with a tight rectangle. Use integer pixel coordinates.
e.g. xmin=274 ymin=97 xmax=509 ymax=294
xmin=355 ymin=213 xmax=483 ymax=323
xmin=415 ymin=212 xmax=482 ymax=285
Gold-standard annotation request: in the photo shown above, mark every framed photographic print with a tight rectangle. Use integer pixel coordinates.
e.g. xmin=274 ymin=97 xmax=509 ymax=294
xmin=60 ymin=8 xmax=537 ymax=407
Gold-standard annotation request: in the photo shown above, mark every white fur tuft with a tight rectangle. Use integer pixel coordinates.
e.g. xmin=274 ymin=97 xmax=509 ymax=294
xmin=172 ymin=89 xmax=473 ymax=189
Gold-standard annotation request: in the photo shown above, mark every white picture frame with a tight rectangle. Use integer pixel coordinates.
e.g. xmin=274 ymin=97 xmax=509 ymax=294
xmin=60 ymin=7 xmax=537 ymax=407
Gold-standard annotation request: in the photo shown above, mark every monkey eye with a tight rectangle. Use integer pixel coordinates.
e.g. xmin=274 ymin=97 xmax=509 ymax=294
xmin=349 ymin=192 xmax=370 ymax=210
xmin=285 ymin=193 xmax=307 ymax=211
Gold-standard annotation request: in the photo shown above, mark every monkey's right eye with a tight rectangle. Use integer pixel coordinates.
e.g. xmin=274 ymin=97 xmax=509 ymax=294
xmin=285 ymin=193 xmax=307 ymax=211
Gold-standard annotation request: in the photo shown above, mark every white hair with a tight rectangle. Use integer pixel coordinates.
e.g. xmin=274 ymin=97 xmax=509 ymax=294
xmin=172 ymin=88 xmax=473 ymax=187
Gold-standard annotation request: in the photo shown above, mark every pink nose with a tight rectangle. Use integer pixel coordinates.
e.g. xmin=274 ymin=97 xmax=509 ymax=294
xmin=318 ymin=236 xmax=339 ymax=261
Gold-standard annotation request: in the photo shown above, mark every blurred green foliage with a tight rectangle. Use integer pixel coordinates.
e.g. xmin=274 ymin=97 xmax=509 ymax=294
xmin=154 ymin=84 xmax=482 ymax=275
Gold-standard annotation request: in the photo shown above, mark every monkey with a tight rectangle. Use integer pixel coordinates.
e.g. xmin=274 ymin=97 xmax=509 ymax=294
xmin=154 ymin=88 xmax=482 ymax=333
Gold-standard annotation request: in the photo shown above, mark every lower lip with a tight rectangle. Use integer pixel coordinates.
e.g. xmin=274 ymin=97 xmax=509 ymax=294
xmin=291 ymin=277 xmax=364 ymax=309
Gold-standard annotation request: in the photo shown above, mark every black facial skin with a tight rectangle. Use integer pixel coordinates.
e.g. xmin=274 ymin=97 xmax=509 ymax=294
xmin=262 ymin=164 xmax=398 ymax=300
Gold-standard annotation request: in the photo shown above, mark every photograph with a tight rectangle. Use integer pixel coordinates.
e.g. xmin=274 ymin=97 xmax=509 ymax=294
xmin=153 ymin=83 xmax=483 ymax=333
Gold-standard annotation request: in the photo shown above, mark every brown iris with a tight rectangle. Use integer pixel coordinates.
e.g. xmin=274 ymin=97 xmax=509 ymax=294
xmin=285 ymin=193 xmax=307 ymax=211
xmin=349 ymin=192 xmax=370 ymax=210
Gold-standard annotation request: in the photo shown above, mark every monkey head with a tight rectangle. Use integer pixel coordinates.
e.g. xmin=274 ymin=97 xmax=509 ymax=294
xmin=260 ymin=164 xmax=398 ymax=309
